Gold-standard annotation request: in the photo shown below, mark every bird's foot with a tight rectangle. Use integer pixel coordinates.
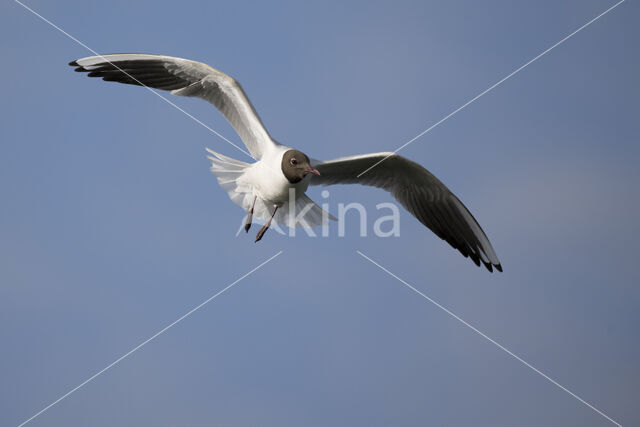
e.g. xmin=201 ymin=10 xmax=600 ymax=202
xmin=244 ymin=212 xmax=252 ymax=232
xmin=245 ymin=197 xmax=256 ymax=233
xmin=255 ymin=225 xmax=269 ymax=242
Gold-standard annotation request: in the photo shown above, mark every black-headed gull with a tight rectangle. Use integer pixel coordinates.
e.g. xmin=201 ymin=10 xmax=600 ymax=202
xmin=69 ymin=54 xmax=502 ymax=272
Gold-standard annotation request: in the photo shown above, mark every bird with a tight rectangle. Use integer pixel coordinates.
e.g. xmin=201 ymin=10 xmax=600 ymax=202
xmin=69 ymin=53 xmax=502 ymax=272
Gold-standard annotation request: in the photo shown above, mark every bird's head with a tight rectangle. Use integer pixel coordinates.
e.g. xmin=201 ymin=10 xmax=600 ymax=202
xmin=281 ymin=149 xmax=320 ymax=183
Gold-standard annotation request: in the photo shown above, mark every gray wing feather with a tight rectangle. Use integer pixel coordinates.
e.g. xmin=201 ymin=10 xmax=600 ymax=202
xmin=310 ymin=153 xmax=502 ymax=272
xmin=69 ymin=53 xmax=274 ymax=159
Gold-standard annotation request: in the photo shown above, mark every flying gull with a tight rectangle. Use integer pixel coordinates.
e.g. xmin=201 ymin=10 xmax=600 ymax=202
xmin=69 ymin=53 xmax=502 ymax=272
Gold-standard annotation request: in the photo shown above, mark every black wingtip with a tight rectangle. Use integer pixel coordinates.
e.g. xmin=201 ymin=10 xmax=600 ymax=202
xmin=482 ymin=261 xmax=493 ymax=273
xmin=69 ymin=60 xmax=87 ymax=72
xmin=480 ymin=259 xmax=503 ymax=273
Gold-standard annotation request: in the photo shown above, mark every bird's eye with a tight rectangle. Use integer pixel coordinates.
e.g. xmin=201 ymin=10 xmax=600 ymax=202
xmin=290 ymin=158 xmax=297 ymax=165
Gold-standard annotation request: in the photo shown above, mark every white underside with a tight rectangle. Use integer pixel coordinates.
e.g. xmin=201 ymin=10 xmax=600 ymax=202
xmin=206 ymin=148 xmax=335 ymax=229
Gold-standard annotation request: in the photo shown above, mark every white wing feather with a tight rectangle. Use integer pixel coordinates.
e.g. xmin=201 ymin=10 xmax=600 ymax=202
xmin=310 ymin=153 xmax=501 ymax=272
xmin=70 ymin=53 xmax=276 ymax=159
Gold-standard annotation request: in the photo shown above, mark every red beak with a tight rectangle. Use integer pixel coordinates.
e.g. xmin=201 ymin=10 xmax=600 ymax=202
xmin=305 ymin=167 xmax=321 ymax=176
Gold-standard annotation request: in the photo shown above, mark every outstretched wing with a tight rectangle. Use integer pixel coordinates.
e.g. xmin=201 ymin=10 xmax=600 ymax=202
xmin=69 ymin=53 xmax=275 ymax=159
xmin=310 ymin=153 xmax=502 ymax=272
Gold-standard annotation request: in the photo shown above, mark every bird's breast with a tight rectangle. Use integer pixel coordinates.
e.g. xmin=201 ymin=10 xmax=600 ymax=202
xmin=243 ymin=158 xmax=309 ymax=206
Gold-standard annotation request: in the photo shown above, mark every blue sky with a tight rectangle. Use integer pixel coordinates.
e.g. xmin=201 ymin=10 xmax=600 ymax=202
xmin=1 ymin=0 xmax=638 ymax=425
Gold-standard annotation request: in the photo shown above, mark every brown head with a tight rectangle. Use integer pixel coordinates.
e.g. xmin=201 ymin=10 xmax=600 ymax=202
xmin=281 ymin=149 xmax=320 ymax=183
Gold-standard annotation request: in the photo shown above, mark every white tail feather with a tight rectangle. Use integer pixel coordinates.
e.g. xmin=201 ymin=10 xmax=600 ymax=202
xmin=274 ymin=194 xmax=336 ymax=229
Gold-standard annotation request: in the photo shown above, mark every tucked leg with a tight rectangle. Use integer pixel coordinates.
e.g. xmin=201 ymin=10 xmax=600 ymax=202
xmin=255 ymin=205 xmax=278 ymax=242
xmin=245 ymin=196 xmax=257 ymax=232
